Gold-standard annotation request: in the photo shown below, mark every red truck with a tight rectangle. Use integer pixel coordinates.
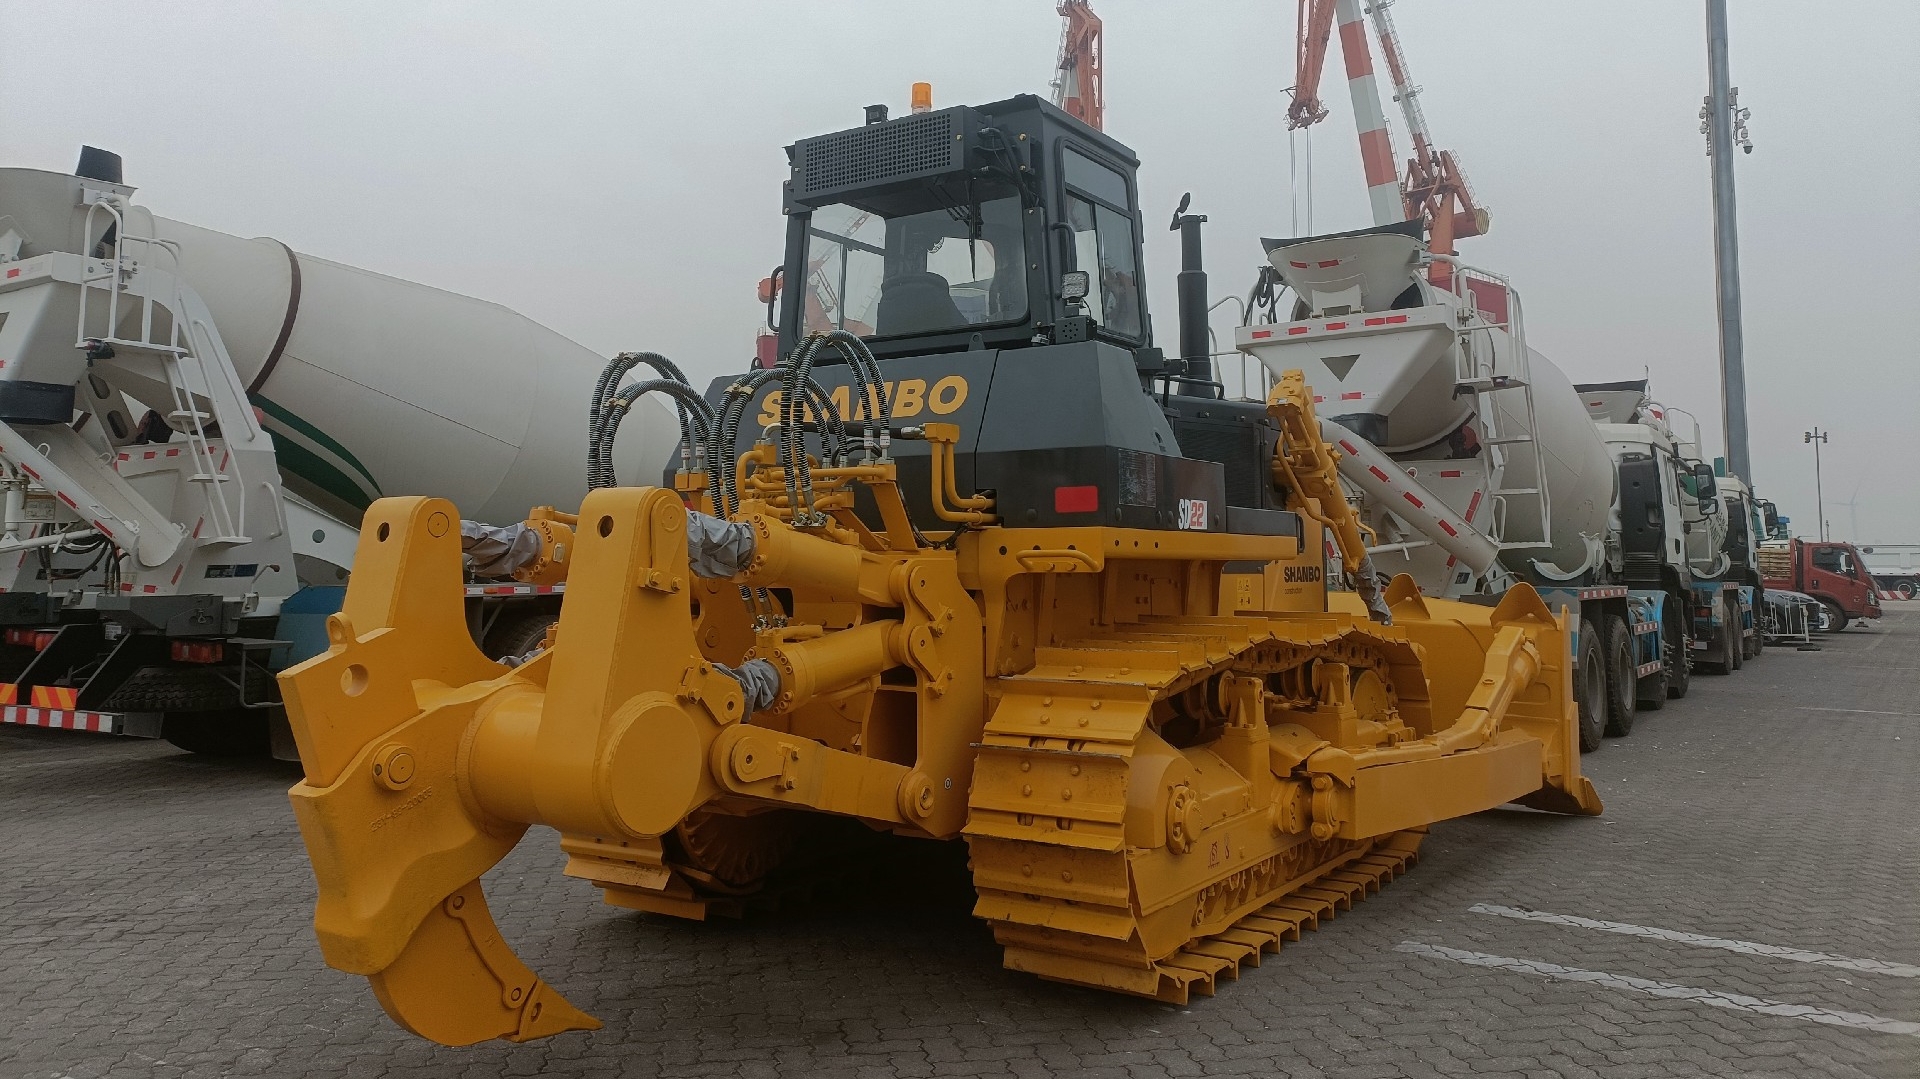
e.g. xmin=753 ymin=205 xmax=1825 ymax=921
xmin=1758 ymin=540 xmax=1883 ymax=630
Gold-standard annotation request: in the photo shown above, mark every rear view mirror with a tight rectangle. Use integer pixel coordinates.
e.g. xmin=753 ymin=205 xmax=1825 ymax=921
xmin=1692 ymin=462 xmax=1719 ymax=512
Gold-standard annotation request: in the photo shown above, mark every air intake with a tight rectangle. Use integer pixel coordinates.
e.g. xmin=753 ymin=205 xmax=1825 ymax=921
xmin=795 ymin=110 xmax=962 ymax=203
xmin=75 ymin=146 xmax=123 ymax=184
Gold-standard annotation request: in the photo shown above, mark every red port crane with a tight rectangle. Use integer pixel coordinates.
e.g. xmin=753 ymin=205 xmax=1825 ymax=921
xmin=1052 ymin=1 xmax=1104 ymax=130
xmin=1289 ymin=0 xmax=1488 ymax=284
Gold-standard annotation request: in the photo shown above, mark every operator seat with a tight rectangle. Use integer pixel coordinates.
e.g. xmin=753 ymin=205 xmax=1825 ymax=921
xmin=876 ymin=271 xmax=965 ymax=336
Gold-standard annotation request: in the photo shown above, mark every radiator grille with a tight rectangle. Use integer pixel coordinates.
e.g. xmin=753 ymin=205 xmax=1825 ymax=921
xmin=800 ymin=113 xmax=958 ymax=198
xmin=1175 ymin=422 xmax=1264 ymax=508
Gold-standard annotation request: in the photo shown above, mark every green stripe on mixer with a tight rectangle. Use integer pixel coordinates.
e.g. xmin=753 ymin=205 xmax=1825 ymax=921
xmin=251 ymin=395 xmax=384 ymax=509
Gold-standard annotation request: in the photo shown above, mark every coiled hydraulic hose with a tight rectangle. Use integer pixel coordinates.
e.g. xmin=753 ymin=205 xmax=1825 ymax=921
xmin=590 ymin=352 xmax=695 ymax=488
xmin=592 ymin=378 xmax=714 ymax=491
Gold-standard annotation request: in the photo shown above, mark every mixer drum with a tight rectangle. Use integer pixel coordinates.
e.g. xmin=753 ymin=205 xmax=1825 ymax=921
xmin=0 ymin=166 xmax=675 ymax=526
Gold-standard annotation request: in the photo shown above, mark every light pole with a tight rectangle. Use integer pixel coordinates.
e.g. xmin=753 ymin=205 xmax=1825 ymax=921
xmin=1804 ymin=428 xmax=1828 ymax=540
xmin=1702 ymin=0 xmax=1755 ymax=484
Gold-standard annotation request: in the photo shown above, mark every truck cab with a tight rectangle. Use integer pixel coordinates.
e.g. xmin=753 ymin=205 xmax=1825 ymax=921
xmin=752 ymin=94 xmax=1301 ymax=550
xmin=1759 ymin=539 xmax=1881 ymax=630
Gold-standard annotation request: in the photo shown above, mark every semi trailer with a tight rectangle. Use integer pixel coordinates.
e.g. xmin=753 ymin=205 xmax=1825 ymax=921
xmin=0 ymin=151 xmax=675 ymax=755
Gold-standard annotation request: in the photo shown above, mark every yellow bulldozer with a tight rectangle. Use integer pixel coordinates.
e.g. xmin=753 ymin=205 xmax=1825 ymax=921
xmin=279 ymin=93 xmax=1600 ymax=1046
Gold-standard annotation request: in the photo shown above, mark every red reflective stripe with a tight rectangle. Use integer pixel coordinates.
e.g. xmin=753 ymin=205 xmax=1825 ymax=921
xmin=1054 ymin=485 xmax=1100 ymax=514
xmin=1437 ymin=520 xmax=1458 ymax=536
xmin=1439 ymin=469 xmax=1463 ymax=478
xmin=169 ymin=564 xmax=183 ymax=585
xmin=1364 ymin=317 xmax=1386 ymax=326
xmin=1289 ymin=261 xmax=1310 ymax=269
xmin=1287 ymin=326 xmax=1309 ymax=335
xmin=1317 ymin=259 xmax=1341 ymax=268
xmin=1386 ymin=314 xmax=1408 ymax=324
xmin=1251 ymin=329 xmax=1274 ymax=339
xmin=1403 ymin=491 xmax=1425 ymax=509
xmin=1465 ymin=490 xmax=1484 ymax=522
xmin=55 ymin=491 xmax=77 ymax=509
xmin=1338 ymin=440 xmax=1359 ymax=454
xmin=1325 ymin=322 xmax=1348 ymax=330
xmin=1340 ymin=392 xmax=1365 ymax=400
xmin=1368 ymin=466 xmax=1391 ymax=481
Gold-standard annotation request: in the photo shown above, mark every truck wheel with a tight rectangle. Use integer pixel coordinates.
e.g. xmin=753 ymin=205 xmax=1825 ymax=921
xmin=162 ymin=708 xmax=270 ymax=757
xmin=1664 ymin=603 xmax=1691 ymax=700
xmin=1701 ymin=599 xmax=1736 ymax=676
xmin=1820 ymin=598 xmax=1849 ymax=633
xmin=1576 ymin=618 xmax=1605 ymax=754
xmin=483 ymin=612 xmax=558 ymax=663
xmin=1898 ymin=580 xmax=1916 ymax=600
xmin=1603 ymin=613 xmax=1636 ymax=737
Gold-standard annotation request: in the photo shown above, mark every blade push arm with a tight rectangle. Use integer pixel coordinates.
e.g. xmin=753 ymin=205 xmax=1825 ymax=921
xmin=1267 ymin=368 xmax=1392 ymax=623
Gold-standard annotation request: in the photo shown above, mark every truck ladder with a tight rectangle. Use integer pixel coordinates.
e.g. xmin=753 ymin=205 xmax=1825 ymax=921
xmin=77 ymin=198 xmax=247 ymax=544
xmin=1437 ymin=257 xmax=1550 ymax=554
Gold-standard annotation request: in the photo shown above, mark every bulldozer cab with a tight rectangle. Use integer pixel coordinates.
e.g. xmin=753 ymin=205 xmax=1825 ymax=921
xmin=775 ymin=94 xmax=1149 ymax=360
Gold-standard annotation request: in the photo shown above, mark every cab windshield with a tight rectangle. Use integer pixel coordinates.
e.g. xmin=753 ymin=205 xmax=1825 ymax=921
xmin=801 ymin=182 xmax=1028 ymax=340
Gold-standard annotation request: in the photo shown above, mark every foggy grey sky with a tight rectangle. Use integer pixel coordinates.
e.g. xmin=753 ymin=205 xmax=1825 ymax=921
xmin=3 ymin=0 xmax=1914 ymax=541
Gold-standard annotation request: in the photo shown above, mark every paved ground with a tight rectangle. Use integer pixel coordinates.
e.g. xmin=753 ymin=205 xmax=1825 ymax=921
xmin=2 ymin=607 xmax=1916 ymax=1079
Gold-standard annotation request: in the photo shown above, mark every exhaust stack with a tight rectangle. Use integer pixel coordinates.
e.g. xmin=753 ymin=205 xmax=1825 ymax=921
xmin=1169 ymin=193 xmax=1215 ymax=396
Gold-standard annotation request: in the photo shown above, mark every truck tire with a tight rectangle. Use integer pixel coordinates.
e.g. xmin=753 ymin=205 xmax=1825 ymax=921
xmin=1603 ymin=613 xmax=1636 ymax=737
xmin=483 ymin=612 xmax=558 ymax=663
xmin=1898 ymin=580 xmax=1916 ymax=600
xmin=1664 ymin=603 xmax=1691 ymax=700
xmin=161 ymin=708 xmax=270 ymax=757
xmin=1701 ymin=598 xmax=1737 ymax=675
xmin=1820 ymin=598 xmax=1849 ymax=633
xmin=1576 ymin=618 xmax=1605 ymax=754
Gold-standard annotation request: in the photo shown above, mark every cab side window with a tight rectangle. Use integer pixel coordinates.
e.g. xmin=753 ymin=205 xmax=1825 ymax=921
xmin=1811 ymin=547 xmax=1845 ymax=574
xmin=1062 ymin=147 xmax=1142 ymax=341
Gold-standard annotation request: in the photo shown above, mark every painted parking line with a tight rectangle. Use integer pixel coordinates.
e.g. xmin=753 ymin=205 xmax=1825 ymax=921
xmin=1397 ymin=942 xmax=1920 ymax=1038
xmin=1468 ymin=904 xmax=1920 ymax=978
xmin=1797 ymin=706 xmax=1920 ymax=718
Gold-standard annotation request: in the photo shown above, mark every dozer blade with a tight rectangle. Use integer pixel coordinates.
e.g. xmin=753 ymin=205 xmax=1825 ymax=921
xmin=281 ymin=496 xmax=600 ymax=1044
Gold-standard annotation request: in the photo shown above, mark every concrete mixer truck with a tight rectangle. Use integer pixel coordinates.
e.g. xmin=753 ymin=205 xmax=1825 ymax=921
xmin=1571 ymin=380 xmax=1761 ymax=673
xmin=0 ymin=149 xmax=675 ymax=755
xmin=1232 ymin=222 xmax=1716 ymax=753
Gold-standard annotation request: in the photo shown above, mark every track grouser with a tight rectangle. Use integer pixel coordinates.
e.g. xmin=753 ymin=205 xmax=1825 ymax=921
xmin=279 ymin=93 xmax=1601 ymax=1046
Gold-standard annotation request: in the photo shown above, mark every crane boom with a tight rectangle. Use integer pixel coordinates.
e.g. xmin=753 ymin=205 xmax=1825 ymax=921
xmin=1288 ymin=0 xmax=1488 ymax=270
xmin=1365 ymin=0 xmax=1488 ymax=276
xmin=1052 ymin=1 xmax=1104 ymax=130
xmin=1331 ymin=0 xmax=1403 ymax=227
